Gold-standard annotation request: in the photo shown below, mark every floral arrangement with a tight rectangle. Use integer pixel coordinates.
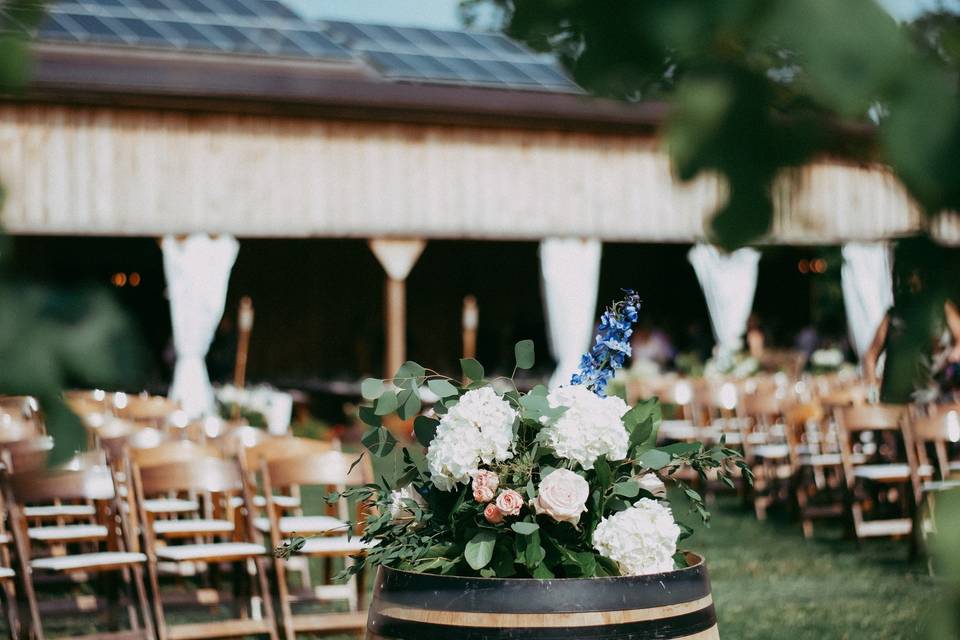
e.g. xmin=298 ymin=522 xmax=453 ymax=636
xmin=704 ymin=347 xmax=758 ymax=379
xmin=280 ymin=293 xmax=748 ymax=580
xmin=215 ymin=384 xmax=293 ymax=433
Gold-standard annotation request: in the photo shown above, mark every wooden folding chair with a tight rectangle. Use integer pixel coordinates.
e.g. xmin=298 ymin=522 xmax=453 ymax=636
xmin=133 ymin=456 xmax=278 ymax=640
xmin=737 ymin=392 xmax=792 ymax=520
xmin=261 ymin=451 xmax=374 ymax=639
xmin=835 ymin=405 xmax=929 ymax=540
xmin=908 ymin=406 xmax=960 ymax=559
xmin=5 ymin=464 xmax=154 ymax=640
xmin=132 ymin=441 xmax=224 ymax=525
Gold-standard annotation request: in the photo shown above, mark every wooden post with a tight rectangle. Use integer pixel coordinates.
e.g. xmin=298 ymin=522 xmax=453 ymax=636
xmin=368 ymin=239 xmax=426 ymax=378
xmin=462 ymin=295 xmax=478 ymax=361
xmin=234 ymin=296 xmax=254 ymax=389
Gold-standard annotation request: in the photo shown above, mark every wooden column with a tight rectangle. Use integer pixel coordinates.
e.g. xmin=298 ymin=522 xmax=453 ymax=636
xmin=462 ymin=295 xmax=478 ymax=361
xmin=233 ymin=296 xmax=254 ymax=388
xmin=369 ymin=239 xmax=426 ymax=378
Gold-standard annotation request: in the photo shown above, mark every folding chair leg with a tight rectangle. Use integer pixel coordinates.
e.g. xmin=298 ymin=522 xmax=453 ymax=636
xmin=274 ymin=557 xmax=296 ymax=640
xmin=131 ymin=565 xmax=156 ymax=640
xmin=145 ymin=558 xmax=168 ymax=640
xmin=0 ymin=580 xmax=17 ymax=640
xmin=253 ymin=557 xmax=279 ymax=640
xmin=121 ymin=567 xmax=141 ymax=633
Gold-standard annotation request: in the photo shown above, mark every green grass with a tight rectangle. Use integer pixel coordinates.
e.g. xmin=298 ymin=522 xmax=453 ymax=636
xmin=681 ymin=495 xmax=941 ymax=639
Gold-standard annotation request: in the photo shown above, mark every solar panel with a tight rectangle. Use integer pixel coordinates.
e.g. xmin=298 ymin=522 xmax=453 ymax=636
xmin=37 ymin=0 xmax=352 ymax=61
xmin=320 ymin=19 xmax=580 ymax=93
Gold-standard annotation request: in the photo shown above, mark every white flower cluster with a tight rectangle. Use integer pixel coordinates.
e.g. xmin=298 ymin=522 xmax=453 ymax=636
xmin=592 ymin=498 xmax=681 ymax=576
xmin=388 ymin=484 xmax=425 ymax=521
xmin=811 ymin=348 xmax=844 ymax=368
xmin=426 ymin=387 xmax=517 ymax=491
xmin=541 ymin=385 xmax=629 ymax=470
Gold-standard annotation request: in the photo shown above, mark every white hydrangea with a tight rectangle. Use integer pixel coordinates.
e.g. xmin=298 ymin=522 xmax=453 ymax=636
xmin=592 ymin=498 xmax=681 ymax=576
xmin=426 ymin=387 xmax=517 ymax=491
xmin=541 ymin=385 xmax=629 ymax=470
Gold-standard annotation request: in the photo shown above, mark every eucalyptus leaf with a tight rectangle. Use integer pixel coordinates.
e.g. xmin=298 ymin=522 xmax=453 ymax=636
xmin=413 ymin=415 xmax=439 ymax=447
xmin=613 ymin=480 xmax=641 ymax=498
xmin=464 ymin=530 xmax=497 ymax=570
xmin=510 ymin=522 xmax=540 ymax=535
xmin=427 ymin=379 xmax=459 ymax=398
xmin=638 ymin=449 xmax=671 ymax=470
xmin=374 ymin=390 xmax=398 ymax=416
xmin=514 ymin=339 xmax=535 ymax=370
xmin=360 ymin=378 xmax=385 ymax=400
xmin=459 ymin=358 xmax=484 ymax=382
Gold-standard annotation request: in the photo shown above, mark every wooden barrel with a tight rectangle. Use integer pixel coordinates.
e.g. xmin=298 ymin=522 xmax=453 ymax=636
xmin=367 ymin=552 xmax=719 ymax=639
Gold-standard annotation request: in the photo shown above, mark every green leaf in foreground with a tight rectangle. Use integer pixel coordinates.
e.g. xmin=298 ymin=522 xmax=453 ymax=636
xmin=427 ymin=379 xmax=459 ymax=398
xmin=514 ymin=339 xmax=535 ymax=370
xmin=510 ymin=521 xmax=540 ymax=535
xmin=459 ymin=358 xmax=484 ymax=382
xmin=361 ymin=378 xmax=385 ymax=400
xmin=413 ymin=415 xmax=439 ymax=447
xmin=638 ymin=449 xmax=671 ymax=470
xmin=465 ymin=530 xmax=497 ymax=570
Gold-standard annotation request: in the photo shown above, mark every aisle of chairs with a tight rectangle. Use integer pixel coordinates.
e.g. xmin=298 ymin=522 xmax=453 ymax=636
xmin=0 ymin=392 xmax=373 ymax=640
xmin=627 ymin=371 xmax=959 ymax=550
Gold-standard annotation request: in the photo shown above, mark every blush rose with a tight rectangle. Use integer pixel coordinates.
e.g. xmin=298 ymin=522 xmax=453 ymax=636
xmin=531 ymin=469 xmax=589 ymax=525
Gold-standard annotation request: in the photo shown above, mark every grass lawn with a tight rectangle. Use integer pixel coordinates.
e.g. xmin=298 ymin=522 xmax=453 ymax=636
xmin=681 ymin=494 xmax=942 ymax=639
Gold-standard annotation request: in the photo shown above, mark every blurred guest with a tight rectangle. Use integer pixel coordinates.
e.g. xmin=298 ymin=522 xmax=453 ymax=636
xmin=631 ymin=322 xmax=675 ymax=368
xmin=746 ymin=313 xmax=765 ymax=359
xmin=795 ymin=324 xmax=819 ymax=359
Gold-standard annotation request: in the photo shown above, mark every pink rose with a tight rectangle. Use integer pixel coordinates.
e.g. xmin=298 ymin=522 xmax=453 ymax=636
xmin=495 ymin=489 xmax=524 ymax=517
xmin=483 ymin=502 xmax=504 ymax=524
xmin=532 ymin=469 xmax=589 ymax=525
xmin=472 ymin=470 xmax=500 ymax=503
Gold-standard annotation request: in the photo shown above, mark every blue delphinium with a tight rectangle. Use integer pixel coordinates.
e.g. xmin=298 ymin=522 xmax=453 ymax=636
xmin=571 ymin=290 xmax=641 ymax=396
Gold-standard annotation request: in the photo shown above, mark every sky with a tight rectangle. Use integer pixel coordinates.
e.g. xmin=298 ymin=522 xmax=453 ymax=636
xmin=285 ymin=0 xmax=954 ymax=29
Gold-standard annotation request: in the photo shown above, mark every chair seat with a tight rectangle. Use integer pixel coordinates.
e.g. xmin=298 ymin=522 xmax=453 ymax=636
xmin=31 ymin=551 xmax=146 ymax=572
xmin=949 ymin=461 xmax=960 ymax=472
xmin=155 ymin=542 xmax=265 ymax=562
xmin=923 ymin=480 xmax=960 ymax=492
xmin=23 ymin=504 xmax=96 ymax=518
xmin=857 ymin=518 xmax=912 ymax=538
xmin=229 ymin=494 xmax=301 ymax=509
xmin=153 ymin=518 xmax=234 ymax=536
xmin=752 ymin=444 xmax=789 ymax=459
xmin=28 ymin=524 xmax=108 ymax=541
xmin=853 ymin=463 xmax=933 ymax=481
xmin=144 ymin=498 xmax=200 ymax=514
xmin=297 ymin=536 xmax=376 ymax=556
xmin=253 ymin=515 xmax=348 ymax=535
xmin=0 ymin=567 xmax=14 ymax=579
xmin=800 ymin=453 xmax=843 ymax=466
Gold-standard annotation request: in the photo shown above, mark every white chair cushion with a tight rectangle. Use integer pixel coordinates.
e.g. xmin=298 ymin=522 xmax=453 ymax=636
xmin=253 ymin=515 xmax=348 ymax=535
xmin=31 ymin=552 xmax=146 ymax=572
xmin=23 ymin=505 xmax=96 ymax=518
xmin=28 ymin=524 xmax=107 ymax=541
xmin=155 ymin=542 xmax=264 ymax=562
xmin=949 ymin=461 xmax=960 ymax=472
xmin=923 ymin=480 xmax=960 ymax=492
xmin=853 ymin=464 xmax=933 ymax=481
xmin=298 ymin=536 xmax=376 ymax=555
xmin=752 ymin=444 xmax=789 ymax=459
xmin=0 ymin=567 xmax=14 ymax=579
xmin=799 ymin=453 xmax=842 ymax=466
xmin=153 ymin=519 xmax=234 ymax=535
xmin=144 ymin=498 xmax=199 ymax=514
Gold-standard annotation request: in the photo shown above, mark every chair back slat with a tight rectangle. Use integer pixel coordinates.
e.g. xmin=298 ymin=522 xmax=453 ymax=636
xmin=836 ymin=405 xmax=905 ymax=432
xmin=266 ymin=451 xmax=371 ymax=489
xmin=131 ymin=440 xmax=221 ymax=468
xmin=10 ymin=465 xmax=115 ymax=503
xmin=137 ymin=456 xmax=243 ymax=495
xmin=245 ymin=436 xmax=333 ymax=467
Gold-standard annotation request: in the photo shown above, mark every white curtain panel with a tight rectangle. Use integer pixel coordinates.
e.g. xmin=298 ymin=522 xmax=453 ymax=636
xmin=162 ymin=234 xmax=240 ymax=418
xmin=540 ymin=238 xmax=603 ymax=389
xmin=841 ymin=242 xmax=894 ymax=359
xmin=688 ymin=244 xmax=761 ymax=356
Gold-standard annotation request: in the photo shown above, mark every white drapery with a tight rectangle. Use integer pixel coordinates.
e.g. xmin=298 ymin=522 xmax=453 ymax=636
xmin=540 ymin=238 xmax=602 ymax=389
xmin=162 ymin=234 xmax=239 ymax=418
xmin=688 ymin=244 xmax=761 ymax=357
xmin=841 ymin=242 xmax=894 ymax=359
